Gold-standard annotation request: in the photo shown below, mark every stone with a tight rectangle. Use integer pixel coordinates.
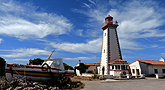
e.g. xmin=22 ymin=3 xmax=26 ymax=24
xmin=33 ymin=82 xmax=38 ymax=85
xmin=6 ymin=87 xmax=14 ymax=90
xmin=14 ymin=86 xmax=23 ymax=90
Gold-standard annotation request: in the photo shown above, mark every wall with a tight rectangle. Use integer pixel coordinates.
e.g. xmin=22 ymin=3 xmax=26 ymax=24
xmin=129 ymin=61 xmax=141 ymax=76
xmin=139 ymin=62 xmax=149 ymax=76
xmin=86 ymin=66 xmax=97 ymax=74
xmin=81 ymin=73 xmax=94 ymax=77
xmin=108 ymin=28 xmax=121 ymax=61
xmin=100 ymin=28 xmax=109 ymax=75
xmin=130 ymin=61 xmax=165 ymax=76
xmin=76 ymin=69 xmax=81 ymax=76
xmin=110 ymin=70 xmax=128 ymax=76
xmin=76 ymin=64 xmax=100 ymax=76
xmin=148 ymin=65 xmax=165 ymax=75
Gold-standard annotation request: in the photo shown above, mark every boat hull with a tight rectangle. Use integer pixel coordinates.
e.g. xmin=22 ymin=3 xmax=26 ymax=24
xmin=5 ymin=64 xmax=74 ymax=82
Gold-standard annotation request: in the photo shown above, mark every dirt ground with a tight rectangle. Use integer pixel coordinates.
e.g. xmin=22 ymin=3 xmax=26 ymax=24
xmin=70 ymin=76 xmax=101 ymax=81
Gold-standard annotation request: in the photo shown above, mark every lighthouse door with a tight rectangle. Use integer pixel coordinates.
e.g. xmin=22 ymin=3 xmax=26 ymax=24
xmin=102 ymin=67 xmax=105 ymax=75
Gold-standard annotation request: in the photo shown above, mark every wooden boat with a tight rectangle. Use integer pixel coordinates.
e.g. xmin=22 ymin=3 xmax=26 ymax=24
xmin=5 ymin=58 xmax=74 ymax=82
xmin=5 ymin=51 xmax=74 ymax=82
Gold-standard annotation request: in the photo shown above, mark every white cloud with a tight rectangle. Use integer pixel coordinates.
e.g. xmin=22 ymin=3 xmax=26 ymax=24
xmin=119 ymin=39 xmax=142 ymax=50
xmin=0 ymin=48 xmax=50 ymax=58
xmin=0 ymin=38 xmax=2 ymax=43
xmin=13 ymin=59 xmax=30 ymax=61
xmin=150 ymin=44 xmax=159 ymax=48
xmin=75 ymin=0 xmax=165 ymax=50
xmin=0 ymin=0 xmax=72 ymax=39
xmin=49 ymin=38 xmax=102 ymax=53
xmin=76 ymin=29 xmax=83 ymax=36
xmin=159 ymin=39 xmax=165 ymax=41
xmin=161 ymin=53 xmax=165 ymax=57
xmin=89 ymin=0 xmax=96 ymax=5
xmin=83 ymin=3 xmax=90 ymax=8
xmin=64 ymin=56 xmax=99 ymax=60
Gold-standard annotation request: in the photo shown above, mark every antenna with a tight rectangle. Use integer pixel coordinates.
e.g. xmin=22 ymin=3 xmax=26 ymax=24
xmin=47 ymin=49 xmax=55 ymax=59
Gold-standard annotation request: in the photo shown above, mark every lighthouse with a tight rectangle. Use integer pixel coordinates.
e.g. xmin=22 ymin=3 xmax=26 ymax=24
xmin=100 ymin=15 xmax=122 ymax=75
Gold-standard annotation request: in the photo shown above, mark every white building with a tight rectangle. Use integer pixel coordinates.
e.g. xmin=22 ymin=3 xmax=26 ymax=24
xmin=109 ymin=59 xmax=129 ymax=76
xmin=129 ymin=57 xmax=165 ymax=77
xmin=75 ymin=60 xmax=100 ymax=76
xmin=100 ymin=15 xmax=128 ymax=76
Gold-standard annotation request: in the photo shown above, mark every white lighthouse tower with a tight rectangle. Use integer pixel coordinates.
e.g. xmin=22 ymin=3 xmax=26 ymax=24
xmin=100 ymin=15 xmax=122 ymax=75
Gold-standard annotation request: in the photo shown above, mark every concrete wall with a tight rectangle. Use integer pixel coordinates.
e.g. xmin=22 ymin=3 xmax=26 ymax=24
xmin=139 ymin=62 xmax=149 ymax=76
xmin=148 ymin=65 xmax=165 ymax=75
xmin=100 ymin=28 xmax=109 ymax=75
xmin=129 ymin=61 xmax=142 ymax=76
xmin=110 ymin=70 xmax=128 ymax=76
xmin=81 ymin=73 xmax=94 ymax=77
xmin=86 ymin=66 xmax=97 ymax=74
xmin=130 ymin=61 xmax=165 ymax=76
xmin=76 ymin=69 xmax=81 ymax=76
xmin=76 ymin=64 xmax=100 ymax=76
xmin=109 ymin=28 xmax=121 ymax=61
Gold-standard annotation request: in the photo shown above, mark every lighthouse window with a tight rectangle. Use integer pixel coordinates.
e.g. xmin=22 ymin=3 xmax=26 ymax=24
xmin=104 ymin=49 xmax=105 ymax=53
xmin=105 ymin=33 xmax=106 ymax=36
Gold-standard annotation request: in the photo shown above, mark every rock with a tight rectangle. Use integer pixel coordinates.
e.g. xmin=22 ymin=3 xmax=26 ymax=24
xmin=14 ymin=86 xmax=23 ymax=90
xmin=6 ymin=87 xmax=14 ymax=90
xmin=38 ymin=84 xmax=48 ymax=89
xmin=33 ymin=82 xmax=38 ymax=85
xmin=49 ymin=86 xmax=53 ymax=89
xmin=77 ymin=82 xmax=81 ymax=86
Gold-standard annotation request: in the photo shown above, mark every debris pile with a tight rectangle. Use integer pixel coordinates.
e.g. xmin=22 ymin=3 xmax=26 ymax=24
xmin=0 ymin=77 xmax=82 ymax=90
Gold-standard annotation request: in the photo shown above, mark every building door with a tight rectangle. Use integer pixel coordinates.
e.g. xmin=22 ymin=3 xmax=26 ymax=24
xmin=136 ymin=69 xmax=140 ymax=75
xmin=102 ymin=67 xmax=105 ymax=75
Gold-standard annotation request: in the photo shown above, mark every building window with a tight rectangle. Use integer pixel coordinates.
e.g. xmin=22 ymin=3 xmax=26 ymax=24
xmin=162 ymin=69 xmax=165 ymax=73
xmin=121 ymin=65 xmax=125 ymax=70
xmin=132 ymin=69 xmax=135 ymax=74
xmin=104 ymin=49 xmax=105 ymax=53
xmin=154 ymin=69 xmax=158 ymax=73
xmin=105 ymin=33 xmax=106 ymax=36
xmin=112 ymin=65 xmax=114 ymax=69
xmin=115 ymin=65 xmax=117 ymax=69
xmin=115 ymin=65 xmax=120 ymax=70
xmin=117 ymin=65 xmax=120 ymax=69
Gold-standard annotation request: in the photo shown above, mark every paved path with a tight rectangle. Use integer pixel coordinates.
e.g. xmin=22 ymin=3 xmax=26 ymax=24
xmin=81 ymin=78 xmax=165 ymax=90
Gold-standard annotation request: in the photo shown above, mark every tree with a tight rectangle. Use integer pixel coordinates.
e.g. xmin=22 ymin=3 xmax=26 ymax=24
xmin=0 ymin=57 xmax=6 ymax=76
xmin=63 ymin=63 xmax=74 ymax=70
xmin=29 ymin=58 xmax=44 ymax=65
xmin=75 ymin=63 xmax=89 ymax=75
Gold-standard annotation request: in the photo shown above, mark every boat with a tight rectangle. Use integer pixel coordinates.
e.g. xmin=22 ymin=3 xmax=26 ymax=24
xmin=5 ymin=51 xmax=74 ymax=82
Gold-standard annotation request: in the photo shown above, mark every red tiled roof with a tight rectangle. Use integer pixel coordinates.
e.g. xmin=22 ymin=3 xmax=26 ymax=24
xmin=83 ymin=63 xmax=96 ymax=66
xmin=77 ymin=62 xmax=100 ymax=66
xmin=110 ymin=59 xmax=127 ymax=63
xmin=127 ymin=63 xmax=131 ymax=65
xmin=95 ymin=62 xmax=100 ymax=64
xmin=137 ymin=60 xmax=165 ymax=65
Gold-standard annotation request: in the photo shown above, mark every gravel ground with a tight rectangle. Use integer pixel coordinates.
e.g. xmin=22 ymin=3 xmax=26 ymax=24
xmin=81 ymin=78 xmax=165 ymax=90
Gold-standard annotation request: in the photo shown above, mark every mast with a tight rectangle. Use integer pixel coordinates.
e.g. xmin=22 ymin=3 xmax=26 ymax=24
xmin=47 ymin=50 xmax=55 ymax=59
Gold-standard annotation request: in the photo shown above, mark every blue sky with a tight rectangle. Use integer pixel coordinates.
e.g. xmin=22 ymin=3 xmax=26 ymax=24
xmin=0 ymin=0 xmax=165 ymax=67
